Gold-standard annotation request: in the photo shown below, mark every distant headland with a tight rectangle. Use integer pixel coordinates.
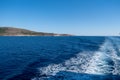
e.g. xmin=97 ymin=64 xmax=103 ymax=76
xmin=0 ymin=27 xmax=72 ymax=36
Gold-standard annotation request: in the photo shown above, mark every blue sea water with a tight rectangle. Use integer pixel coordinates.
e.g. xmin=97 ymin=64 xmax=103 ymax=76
xmin=0 ymin=36 xmax=120 ymax=80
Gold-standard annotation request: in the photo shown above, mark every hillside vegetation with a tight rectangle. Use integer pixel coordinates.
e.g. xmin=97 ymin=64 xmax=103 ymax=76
xmin=0 ymin=27 xmax=71 ymax=36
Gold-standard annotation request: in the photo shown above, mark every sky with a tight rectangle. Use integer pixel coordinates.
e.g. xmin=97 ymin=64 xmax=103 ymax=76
xmin=0 ymin=0 xmax=120 ymax=36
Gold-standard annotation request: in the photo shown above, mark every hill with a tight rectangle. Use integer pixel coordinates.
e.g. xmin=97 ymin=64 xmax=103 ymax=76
xmin=0 ymin=27 xmax=71 ymax=36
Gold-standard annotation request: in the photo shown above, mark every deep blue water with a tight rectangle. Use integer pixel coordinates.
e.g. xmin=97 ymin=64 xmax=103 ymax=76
xmin=0 ymin=36 xmax=120 ymax=80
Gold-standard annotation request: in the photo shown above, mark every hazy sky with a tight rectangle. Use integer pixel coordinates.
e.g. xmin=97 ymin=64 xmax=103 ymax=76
xmin=0 ymin=0 xmax=120 ymax=35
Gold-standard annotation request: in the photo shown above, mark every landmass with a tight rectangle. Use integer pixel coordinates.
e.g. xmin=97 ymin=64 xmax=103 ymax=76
xmin=0 ymin=27 xmax=72 ymax=36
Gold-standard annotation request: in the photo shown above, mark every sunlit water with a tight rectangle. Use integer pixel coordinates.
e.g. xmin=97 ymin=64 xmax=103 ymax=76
xmin=0 ymin=36 xmax=120 ymax=80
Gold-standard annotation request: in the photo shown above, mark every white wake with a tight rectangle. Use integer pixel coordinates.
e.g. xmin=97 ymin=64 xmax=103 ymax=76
xmin=32 ymin=37 xmax=120 ymax=80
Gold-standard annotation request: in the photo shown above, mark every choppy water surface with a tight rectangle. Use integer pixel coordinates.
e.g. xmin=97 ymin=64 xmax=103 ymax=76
xmin=0 ymin=36 xmax=120 ymax=80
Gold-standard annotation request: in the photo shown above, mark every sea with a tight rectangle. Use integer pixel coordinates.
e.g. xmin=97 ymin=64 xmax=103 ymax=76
xmin=0 ymin=36 xmax=120 ymax=80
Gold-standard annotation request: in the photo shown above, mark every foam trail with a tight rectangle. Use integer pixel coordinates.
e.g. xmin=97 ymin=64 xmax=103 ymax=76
xmin=85 ymin=39 xmax=115 ymax=74
xmin=32 ymin=37 xmax=120 ymax=80
xmin=32 ymin=51 xmax=94 ymax=80
xmin=86 ymin=37 xmax=120 ymax=75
